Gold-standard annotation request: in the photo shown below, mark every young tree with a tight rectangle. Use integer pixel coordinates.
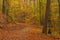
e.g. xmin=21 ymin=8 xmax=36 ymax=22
xmin=2 ymin=0 xmax=13 ymax=23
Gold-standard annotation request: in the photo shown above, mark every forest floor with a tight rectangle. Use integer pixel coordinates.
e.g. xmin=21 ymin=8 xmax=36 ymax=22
xmin=0 ymin=12 xmax=60 ymax=40
xmin=0 ymin=23 xmax=59 ymax=40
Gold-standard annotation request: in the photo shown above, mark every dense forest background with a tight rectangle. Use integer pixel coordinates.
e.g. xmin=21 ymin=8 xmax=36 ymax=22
xmin=0 ymin=0 xmax=60 ymax=38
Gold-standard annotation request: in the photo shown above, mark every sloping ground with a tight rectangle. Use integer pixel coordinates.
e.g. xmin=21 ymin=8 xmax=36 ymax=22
xmin=3 ymin=23 xmax=39 ymax=30
xmin=19 ymin=27 xmax=54 ymax=40
xmin=0 ymin=13 xmax=60 ymax=40
xmin=0 ymin=13 xmax=6 ymax=23
xmin=0 ymin=25 xmax=58 ymax=40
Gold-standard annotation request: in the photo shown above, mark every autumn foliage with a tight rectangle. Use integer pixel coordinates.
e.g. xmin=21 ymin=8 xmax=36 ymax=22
xmin=0 ymin=13 xmax=59 ymax=40
xmin=0 ymin=0 xmax=60 ymax=40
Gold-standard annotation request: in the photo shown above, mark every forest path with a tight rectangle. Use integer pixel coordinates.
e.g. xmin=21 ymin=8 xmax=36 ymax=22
xmin=0 ymin=23 xmax=59 ymax=40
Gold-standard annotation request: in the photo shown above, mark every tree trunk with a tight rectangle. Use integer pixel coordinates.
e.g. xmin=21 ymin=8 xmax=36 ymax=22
xmin=2 ymin=0 xmax=5 ymax=14
xmin=42 ymin=0 xmax=51 ymax=34
xmin=58 ymin=0 xmax=60 ymax=34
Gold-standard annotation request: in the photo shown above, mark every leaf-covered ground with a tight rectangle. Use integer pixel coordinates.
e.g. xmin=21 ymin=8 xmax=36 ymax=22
xmin=0 ymin=27 xmax=54 ymax=40
xmin=0 ymin=12 xmax=60 ymax=40
xmin=0 ymin=23 xmax=59 ymax=40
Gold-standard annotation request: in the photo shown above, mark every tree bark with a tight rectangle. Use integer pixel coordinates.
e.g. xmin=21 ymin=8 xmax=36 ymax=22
xmin=58 ymin=0 xmax=60 ymax=34
xmin=2 ymin=0 xmax=5 ymax=14
xmin=42 ymin=0 xmax=51 ymax=34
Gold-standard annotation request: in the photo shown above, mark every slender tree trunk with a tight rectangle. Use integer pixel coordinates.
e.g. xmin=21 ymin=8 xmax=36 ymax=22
xmin=58 ymin=0 xmax=60 ymax=15
xmin=39 ymin=0 xmax=42 ymax=25
xmin=2 ymin=0 xmax=5 ymax=14
xmin=42 ymin=0 xmax=51 ymax=34
xmin=58 ymin=0 xmax=60 ymax=34
xmin=58 ymin=0 xmax=60 ymax=14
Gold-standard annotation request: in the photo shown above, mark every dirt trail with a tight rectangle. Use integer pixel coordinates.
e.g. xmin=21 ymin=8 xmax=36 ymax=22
xmin=0 ymin=26 xmax=56 ymax=40
xmin=0 ymin=13 xmax=59 ymax=40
